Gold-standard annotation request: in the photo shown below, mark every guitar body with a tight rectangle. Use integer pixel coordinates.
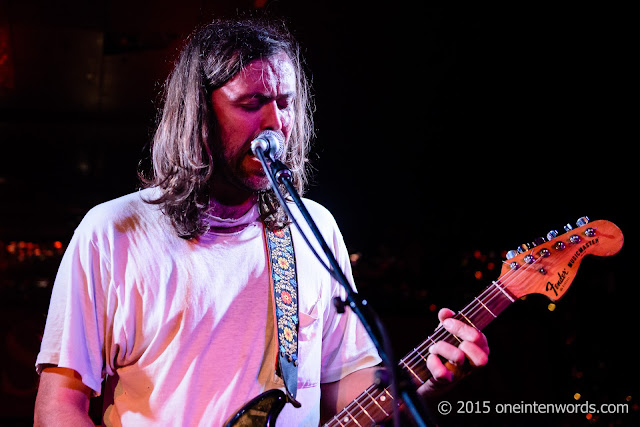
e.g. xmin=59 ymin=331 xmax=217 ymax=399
xmin=224 ymin=389 xmax=287 ymax=427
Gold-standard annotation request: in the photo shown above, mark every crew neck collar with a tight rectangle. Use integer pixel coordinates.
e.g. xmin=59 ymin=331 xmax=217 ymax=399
xmin=203 ymin=202 xmax=260 ymax=232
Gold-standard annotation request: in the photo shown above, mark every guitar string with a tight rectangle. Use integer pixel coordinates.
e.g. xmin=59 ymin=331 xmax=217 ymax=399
xmin=400 ymin=257 xmax=526 ymax=364
xmin=402 ymin=253 xmax=544 ymax=372
xmin=326 ymin=258 xmax=539 ymax=426
xmin=338 ymin=228 xmax=602 ymax=426
xmin=398 ymin=284 xmax=509 ymax=382
xmin=327 ymin=253 xmax=547 ymax=425
xmin=325 ymin=274 xmax=520 ymax=425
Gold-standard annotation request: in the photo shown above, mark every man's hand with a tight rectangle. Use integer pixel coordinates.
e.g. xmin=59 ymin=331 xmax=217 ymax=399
xmin=419 ymin=308 xmax=490 ymax=396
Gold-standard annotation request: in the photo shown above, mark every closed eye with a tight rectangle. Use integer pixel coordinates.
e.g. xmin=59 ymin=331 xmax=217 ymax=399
xmin=236 ymin=93 xmax=293 ymax=111
xmin=237 ymin=95 xmax=267 ymax=111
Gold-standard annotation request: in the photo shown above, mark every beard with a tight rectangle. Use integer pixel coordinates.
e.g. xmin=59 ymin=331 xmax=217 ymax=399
xmin=208 ymin=142 xmax=273 ymax=205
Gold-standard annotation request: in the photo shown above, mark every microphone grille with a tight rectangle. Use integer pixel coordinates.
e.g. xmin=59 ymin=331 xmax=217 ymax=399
xmin=258 ymin=130 xmax=285 ymax=160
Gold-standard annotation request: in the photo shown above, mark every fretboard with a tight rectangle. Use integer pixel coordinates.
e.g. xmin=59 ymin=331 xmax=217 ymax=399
xmin=323 ymin=280 xmax=516 ymax=426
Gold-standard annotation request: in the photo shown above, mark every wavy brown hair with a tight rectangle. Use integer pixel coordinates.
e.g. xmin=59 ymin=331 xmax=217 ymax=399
xmin=139 ymin=17 xmax=314 ymax=238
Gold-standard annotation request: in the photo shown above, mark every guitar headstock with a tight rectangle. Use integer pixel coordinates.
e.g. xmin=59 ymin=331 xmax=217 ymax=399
xmin=498 ymin=218 xmax=623 ymax=301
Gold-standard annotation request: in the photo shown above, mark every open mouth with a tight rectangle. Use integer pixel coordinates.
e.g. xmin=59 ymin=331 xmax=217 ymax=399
xmin=244 ymin=150 xmax=266 ymax=171
xmin=246 ymin=147 xmax=271 ymax=164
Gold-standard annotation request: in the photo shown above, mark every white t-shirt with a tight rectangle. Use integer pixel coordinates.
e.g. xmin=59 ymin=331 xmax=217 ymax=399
xmin=36 ymin=188 xmax=381 ymax=426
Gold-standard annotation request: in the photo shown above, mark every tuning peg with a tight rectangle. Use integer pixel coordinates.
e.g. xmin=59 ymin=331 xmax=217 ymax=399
xmin=576 ymin=216 xmax=590 ymax=227
xmin=506 ymin=250 xmax=518 ymax=260
xmin=564 ymin=223 xmax=573 ymax=232
xmin=546 ymin=230 xmax=559 ymax=241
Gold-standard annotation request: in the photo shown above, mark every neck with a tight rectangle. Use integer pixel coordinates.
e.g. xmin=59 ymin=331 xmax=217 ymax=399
xmin=202 ymin=177 xmax=260 ymax=235
xmin=208 ymin=177 xmax=259 ymax=220
xmin=208 ymin=196 xmax=257 ymax=220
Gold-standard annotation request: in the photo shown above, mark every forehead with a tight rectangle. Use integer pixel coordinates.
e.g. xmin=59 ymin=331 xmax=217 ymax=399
xmin=224 ymin=52 xmax=296 ymax=95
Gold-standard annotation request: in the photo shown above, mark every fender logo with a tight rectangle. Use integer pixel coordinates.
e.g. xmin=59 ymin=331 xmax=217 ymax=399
xmin=546 ymin=269 xmax=569 ymax=296
xmin=568 ymin=238 xmax=599 ymax=268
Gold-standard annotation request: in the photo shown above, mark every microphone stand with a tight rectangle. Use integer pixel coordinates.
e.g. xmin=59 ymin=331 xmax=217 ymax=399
xmin=255 ymin=150 xmax=433 ymax=427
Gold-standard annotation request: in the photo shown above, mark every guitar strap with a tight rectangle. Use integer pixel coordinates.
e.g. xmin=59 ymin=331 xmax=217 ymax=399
xmin=264 ymin=224 xmax=301 ymax=407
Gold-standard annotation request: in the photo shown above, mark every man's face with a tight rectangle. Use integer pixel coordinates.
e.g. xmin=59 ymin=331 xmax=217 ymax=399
xmin=210 ymin=52 xmax=296 ymax=202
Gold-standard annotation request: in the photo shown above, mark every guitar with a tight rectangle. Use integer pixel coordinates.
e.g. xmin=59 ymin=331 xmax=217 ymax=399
xmin=226 ymin=218 xmax=624 ymax=427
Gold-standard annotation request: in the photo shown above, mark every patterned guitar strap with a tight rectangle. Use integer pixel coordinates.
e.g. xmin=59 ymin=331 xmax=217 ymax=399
xmin=264 ymin=224 xmax=301 ymax=408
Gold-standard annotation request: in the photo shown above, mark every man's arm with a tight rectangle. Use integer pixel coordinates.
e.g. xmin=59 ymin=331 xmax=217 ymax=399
xmin=34 ymin=366 xmax=95 ymax=427
xmin=320 ymin=366 xmax=378 ymax=423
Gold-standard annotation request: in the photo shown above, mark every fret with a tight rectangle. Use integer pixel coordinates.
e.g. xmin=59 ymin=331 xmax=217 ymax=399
xmin=475 ymin=296 xmax=497 ymax=318
xmin=493 ymin=280 xmax=515 ymax=302
xmin=325 ymin=280 xmax=518 ymax=426
xmin=364 ymin=389 xmax=389 ymax=417
xmin=327 ymin=413 xmax=344 ymax=427
xmin=415 ymin=347 xmax=428 ymax=364
xmin=331 ymin=416 xmax=345 ymax=427
xmin=400 ymin=359 xmax=424 ymax=384
xmin=354 ymin=398 xmax=375 ymax=423
xmin=458 ymin=312 xmax=477 ymax=329
xmin=343 ymin=407 xmax=361 ymax=427
xmin=466 ymin=285 xmax=515 ymax=331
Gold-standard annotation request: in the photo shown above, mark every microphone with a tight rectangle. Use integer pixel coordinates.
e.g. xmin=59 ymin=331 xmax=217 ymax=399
xmin=250 ymin=130 xmax=285 ymax=161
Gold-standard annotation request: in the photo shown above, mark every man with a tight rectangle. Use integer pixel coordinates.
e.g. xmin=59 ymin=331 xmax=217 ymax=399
xmin=34 ymin=17 xmax=489 ymax=426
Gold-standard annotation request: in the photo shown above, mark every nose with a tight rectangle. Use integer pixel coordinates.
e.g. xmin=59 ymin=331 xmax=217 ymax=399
xmin=260 ymin=100 xmax=283 ymax=131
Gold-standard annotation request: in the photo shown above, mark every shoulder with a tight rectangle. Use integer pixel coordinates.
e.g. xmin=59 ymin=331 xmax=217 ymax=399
xmin=291 ymin=197 xmax=344 ymax=240
xmin=288 ymin=197 xmax=347 ymax=253
xmin=75 ymin=188 xmax=166 ymax=239
xmin=85 ymin=188 xmax=158 ymax=219
xmin=297 ymin=198 xmax=338 ymax=228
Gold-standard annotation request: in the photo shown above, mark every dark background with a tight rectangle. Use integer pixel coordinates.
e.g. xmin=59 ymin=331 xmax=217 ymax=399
xmin=0 ymin=2 xmax=637 ymax=426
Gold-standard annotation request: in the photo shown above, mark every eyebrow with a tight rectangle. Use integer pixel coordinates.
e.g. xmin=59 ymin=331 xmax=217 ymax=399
xmin=234 ymin=92 xmax=295 ymax=102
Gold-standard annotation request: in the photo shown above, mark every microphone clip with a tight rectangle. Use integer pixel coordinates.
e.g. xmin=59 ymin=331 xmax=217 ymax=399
xmin=270 ymin=160 xmax=293 ymax=184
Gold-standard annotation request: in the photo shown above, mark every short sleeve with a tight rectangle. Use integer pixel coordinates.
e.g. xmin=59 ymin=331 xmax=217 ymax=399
xmin=35 ymin=216 xmax=112 ymax=396
xmin=319 ymin=219 xmax=382 ymax=383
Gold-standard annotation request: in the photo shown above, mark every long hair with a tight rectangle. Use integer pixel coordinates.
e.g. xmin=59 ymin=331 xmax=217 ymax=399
xmin=139 ymin=17 xmax=314 ymax=238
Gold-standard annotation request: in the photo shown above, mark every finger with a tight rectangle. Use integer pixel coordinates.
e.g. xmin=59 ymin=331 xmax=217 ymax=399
xmin=426 ymin=353 xmax=453 ymax=383
xmin=431 ymin=325 xmax=489 ymax=366
xmin=429 ymin=340 xmax=466 ymax=366
xmin=458 ymin=340 xmax=490 ymax=368
xmin=437 ymin=308 xmax=455 ymax=324
xmin=441 ymin=318 xmax=483 ymax=344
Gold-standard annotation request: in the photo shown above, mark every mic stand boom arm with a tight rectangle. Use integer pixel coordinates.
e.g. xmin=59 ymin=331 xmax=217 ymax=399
xmin=255 ymin=150 xmax=432 ymax=427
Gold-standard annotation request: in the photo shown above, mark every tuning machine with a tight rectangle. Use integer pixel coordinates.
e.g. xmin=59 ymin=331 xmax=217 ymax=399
xmin=504 ymin=216 xmax=591 ymax=261
xmin=576 ymin=216 xmax=590 ymax=227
